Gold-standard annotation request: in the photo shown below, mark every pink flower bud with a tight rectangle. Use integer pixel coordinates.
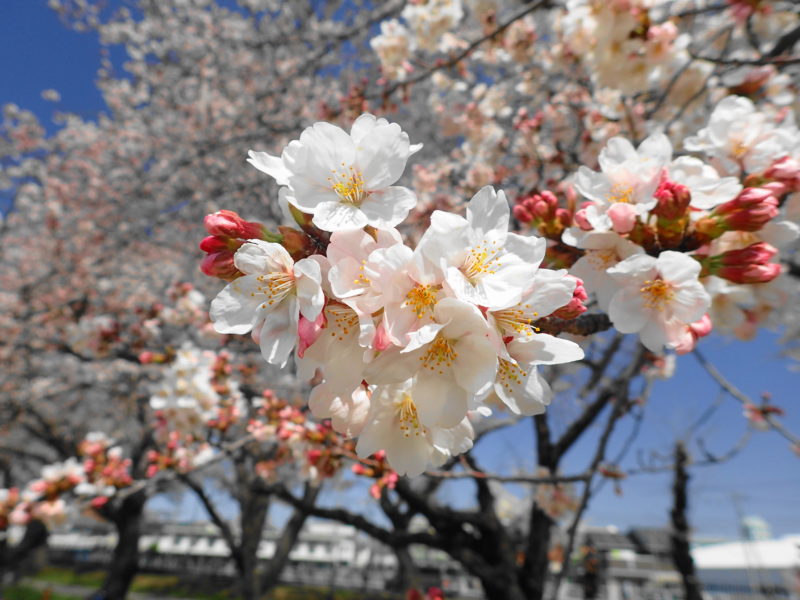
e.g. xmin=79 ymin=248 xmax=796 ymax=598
xmin=689 ymin=314 xmax=713 ymax=339
xmin=297 ymin=311 xmax=328 ymax=358
xmin=711 ymin=188 xmax=779 ymax=232
xmin=372 ymin=321 xmax=393 ymax=352
xmin=532 ymin=198 xmax=552 ymax=219
xmin=573 ymin=207 xmax=593 ymax=231
xmin=138 ymin=351 xmax=155 ymax=364
xmin=607 ymin=202 xmax=637 ymax=234
xmin=551 ymin=277 xmax=588 ymax=319
xmin=764 ymin=156 xmax=800 ymax=191
xmin=718 ymin=242 xmax=777 ymax=266
xmin=555 ymin=208 xmax=572 ymax=226
xmin=717 ymin=262 xmax=782 ymax=284
xmin=512 ymin=204 xmax=534 ymax=223
xmin=204 ymin=210 xmax=264 ymax=240
xmin=199 ymin=235 xmax=229 ymax=253
xmin=652 ymin=180 xmax=691 ymax=220
xmin=200 ymin=252 xmax=241 ymax=281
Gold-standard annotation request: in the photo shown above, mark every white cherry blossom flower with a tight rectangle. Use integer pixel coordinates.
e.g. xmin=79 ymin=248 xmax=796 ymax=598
xmin=367 ymin=298 xmax=498 ymax=429
xmin=607 ymin=251 xmax=710 ymax=352
xmin=355 ymin=380 xmax=474 ymax=477
xmin=248 ymin=114 xmax=421 ymax=232
xmin=417 ymin=186 xmax=546 ymax=310
xmin=667 ymin=156 xmax=742 ymax=210
xmin=684 ymin=96 xmax=797 ymax=175
xmin=210 ymin=240 xmax=323 ymax=366
xmin=573 ymin=133 xmax=672 ymax=234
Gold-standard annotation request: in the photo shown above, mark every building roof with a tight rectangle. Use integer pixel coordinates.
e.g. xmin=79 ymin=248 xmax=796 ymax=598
xmin=692 ymin=535 xmax=800 ymax=570
xmin=629 ymin=528 xmax=672 ymax=556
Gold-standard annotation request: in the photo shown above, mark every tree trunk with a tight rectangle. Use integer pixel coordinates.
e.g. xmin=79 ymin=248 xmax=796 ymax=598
xmin=388 ymin=545 xmax=421 ymax=592
xmin=98 ymin=489 xmax=147 ymax=600
xmin=670 ymin=442 xmax=703 ymax=600
xmin=520 ymin=505 xmax=555 ymax=600
xmin=0 ymin=519 xmax=49 ymax=587
xmin=238 ymin=489 xmax=270 ymax=600
xmin=259 ymin=482 xmax=320 ymax=594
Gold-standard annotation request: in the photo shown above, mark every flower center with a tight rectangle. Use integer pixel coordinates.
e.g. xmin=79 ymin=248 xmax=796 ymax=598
xmin=639 ymin=278 xmax=674 ymax=310
xmin=493 ymin=305 xmax=539 ymax=337
xmin=606 ymin=183 xmax=634 ymax=204
xmin=497 ymin=358 xmax=529 ymax=393
xmin=404 ymin=283 xmax=441 ymax=319
xmin=327 ymin=304 xmax=359 ymax=341
xmin=395 ymin=393 xmax=424 ymax=438
xmin=419 ymin=337 xmax=458 ymax=374
xmin=255 ymin=271 xmax=295 ymax=307
xmin=329 ymin=165 xmax=367 ymax=206
xmin=462 ymin=240 xmax=501 ymax=283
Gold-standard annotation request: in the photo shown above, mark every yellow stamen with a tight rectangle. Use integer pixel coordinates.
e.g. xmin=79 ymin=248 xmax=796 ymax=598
xmin=253 ymin=271 xmax=295 ymax=306
xmin=396 ymin=393 xmax=424 ymax=438
xmin=462 ymin=240 xmax=501 ymax=283
xmin=639 ymin=278 xmax=674 ymax=310
xmin=328 ymin=166 xmax=367 ymax=206
xmin=497 ymin=358 xmax=529 ymax=393
xmin=606 ymin=183 xmax=634 ymax=204
xmin=419 ymin=337 xmax=458 ymax=375
xmin=404 ymin=284 xmax=441 ymax=319
xmin=493 ymin=305 xmax=540 ymax=337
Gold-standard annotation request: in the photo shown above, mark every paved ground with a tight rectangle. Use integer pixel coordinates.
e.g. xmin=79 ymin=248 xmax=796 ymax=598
xmin=22 ymin=578 xmax=198 ymax=600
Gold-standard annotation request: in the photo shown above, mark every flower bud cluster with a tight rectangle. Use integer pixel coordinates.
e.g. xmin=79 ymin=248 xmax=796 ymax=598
xmin=562 ymin=97 xmax=797 ymax=353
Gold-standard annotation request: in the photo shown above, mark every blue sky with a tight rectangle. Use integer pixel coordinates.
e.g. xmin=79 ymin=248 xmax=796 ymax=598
xmin=3 ymin=0 xmax=798 ymax=541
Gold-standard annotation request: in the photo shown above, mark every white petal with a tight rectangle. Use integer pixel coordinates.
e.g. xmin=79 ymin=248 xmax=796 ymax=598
xmin=294 ymin=258 xmax=324 ymax=320
xmin=234 ymin=240 xmax=293 ymax=275
xmin=247 ymin=150 xmax=291 ymax=186
xmin=312 ymin=201 xmax=369 ymax=232
xmin=466 ymin=186 xmax=509 ymax=239
xmin=360 ymin=186 xmax=417 ymax=229
xmin=210 ymin=277 xmax=263 ymax=334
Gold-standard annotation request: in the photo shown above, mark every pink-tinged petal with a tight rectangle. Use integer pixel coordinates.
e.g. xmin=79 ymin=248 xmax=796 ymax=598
xmin=466 ymin=186 xmax=509 ymax=239
xmin=210 ymin=277 xmax=263 ymax=334
xmin=247 ymin=150 xmax=291 ymax=186
xmin=608 ymin=289 xmax=649 ymax=334
xmin=355 ymin=122 xmax=410 ymax=188
xmin=258 ymin=301 xmax=298 ymax=366
xmin=234 ymin=240 xmax=293 ymax=275
xmin=412 ymin=373 xmax=469 ymax=429
xmin=360 ymin=186 xmax=417 ymax=228
xmin=312 ymin=201 xmax=368 ymax=231
xmin=656 ymin=251 xmax=701 ymax=284
xmin=294 ymin=257 xmax=324 ymax=320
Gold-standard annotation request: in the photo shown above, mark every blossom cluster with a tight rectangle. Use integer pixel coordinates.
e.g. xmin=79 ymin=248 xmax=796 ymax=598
xmin=559 ymin=96 xmax=799 ymax=352
xmin=0 ymin=434 xmax=134 ymax=531
xmin=204 ymin=114 xmax=586 ymax=476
